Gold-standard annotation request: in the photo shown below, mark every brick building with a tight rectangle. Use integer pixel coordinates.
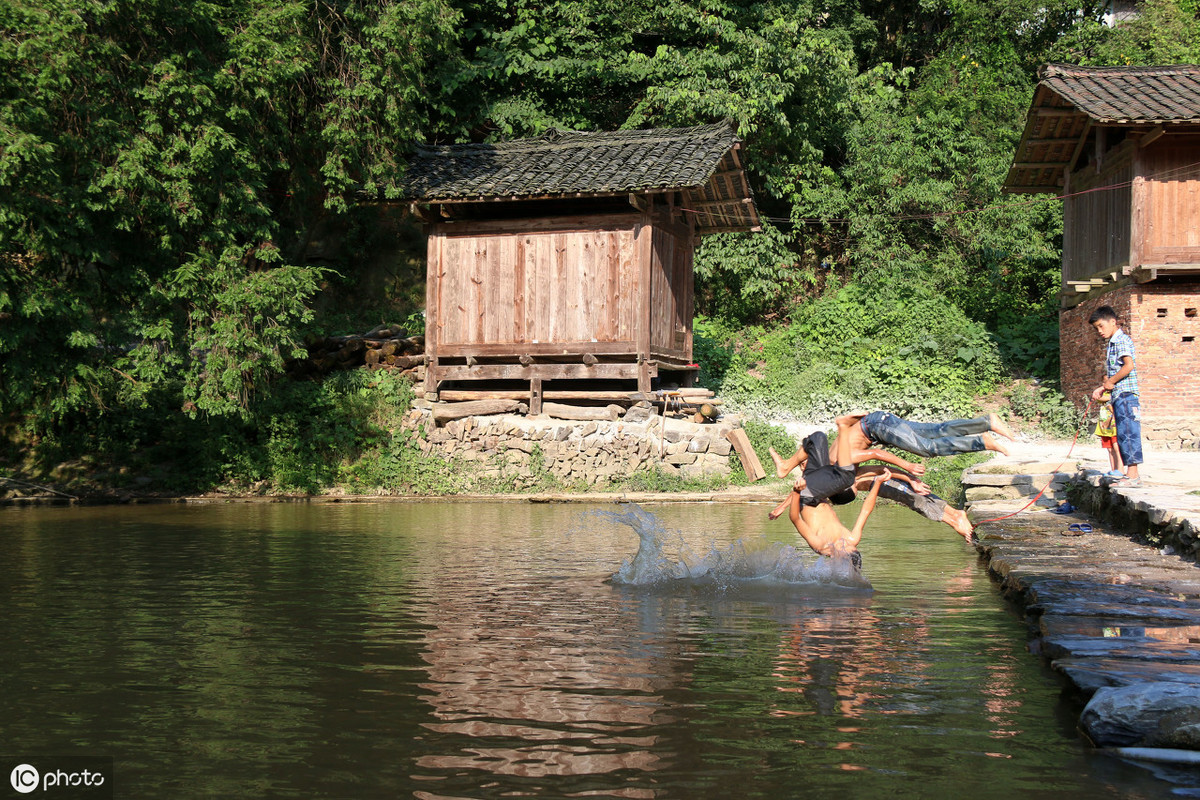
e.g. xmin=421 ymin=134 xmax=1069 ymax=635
xmin=1005 ymin=65 xmax=1200 ymax=449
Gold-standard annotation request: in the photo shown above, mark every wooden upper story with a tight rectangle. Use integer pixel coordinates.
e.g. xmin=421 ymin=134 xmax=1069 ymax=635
xmin=1004 ymin=65 xmax=1200 ymax=307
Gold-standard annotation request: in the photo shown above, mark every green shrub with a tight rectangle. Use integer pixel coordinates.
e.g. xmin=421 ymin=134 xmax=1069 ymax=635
xmin=616 ymin=465 xmax=731 ymax=493
xmin=1003 ymin=381 xmax=1081 ymax=439
xmin=712 ymin=282 xmax=1003 ymax=421
xmin=920 ymin=451 xmax=989 ymax=506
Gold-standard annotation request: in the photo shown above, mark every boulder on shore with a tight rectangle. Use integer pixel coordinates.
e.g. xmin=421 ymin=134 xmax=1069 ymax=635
xmin=1080 ymin=683 xmax=1200 ymax=749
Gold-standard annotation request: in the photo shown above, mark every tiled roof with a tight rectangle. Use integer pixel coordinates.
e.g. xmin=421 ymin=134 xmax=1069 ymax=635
xmin=1004 ymin=64 xmax=1200 ymax=193
xmin=1040 ymin=64 xmax=1200 ymax=123
xmin=397 ymin=121 xmax=760 ymax=234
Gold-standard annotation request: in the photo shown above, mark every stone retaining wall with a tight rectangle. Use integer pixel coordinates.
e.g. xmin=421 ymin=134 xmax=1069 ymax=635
xmin=1069 ymin=477 xmax=1200 ymax=561
xmin=409 ymin=406 xmax=736 ymax=488
xmin=963 ymin=461 xmax=1200 ymax=561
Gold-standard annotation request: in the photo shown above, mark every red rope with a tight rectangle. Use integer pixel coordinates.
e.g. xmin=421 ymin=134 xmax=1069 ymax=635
xmin=973 ymin=397 xmax=1098 ymax=527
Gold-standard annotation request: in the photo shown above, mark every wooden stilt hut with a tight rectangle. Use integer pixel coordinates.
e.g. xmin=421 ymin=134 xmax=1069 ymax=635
xmin=395 ymin=121 xmax=760 ymax=413
xmin=1005 ymin=65 xmax=1200 ymax=448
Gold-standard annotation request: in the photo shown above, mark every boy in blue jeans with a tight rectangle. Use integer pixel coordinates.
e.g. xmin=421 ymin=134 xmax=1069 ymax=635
xmin=1089 ymin=306 xmax=1143 ymax=487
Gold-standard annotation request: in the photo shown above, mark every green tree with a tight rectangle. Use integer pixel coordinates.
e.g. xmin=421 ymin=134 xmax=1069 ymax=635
xmin=1050 ymin=0 xmax=1200 ymax=65
xmin=0 ymin=0 xmax=461 ymax=419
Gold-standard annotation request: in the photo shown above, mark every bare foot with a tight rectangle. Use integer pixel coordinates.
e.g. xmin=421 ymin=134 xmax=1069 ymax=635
xmin=989 ymin=412 xmax=1016 ymax=441
xmin=944 ymin=508 xmax=974 ymax=541
xmin=982 ymin=432 xmax=1009 ymax=456
xmin=768 ymin=446 xmax=789 ymax=479
xmin=768 ymin=495 xmax=791 ymax=520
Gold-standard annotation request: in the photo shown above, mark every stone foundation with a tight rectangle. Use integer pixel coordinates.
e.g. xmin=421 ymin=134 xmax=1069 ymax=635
xmin=1069 ymin=476 xmax=1200 ymax=560
xmin=408 ymin=406 xmax=736 ymax=489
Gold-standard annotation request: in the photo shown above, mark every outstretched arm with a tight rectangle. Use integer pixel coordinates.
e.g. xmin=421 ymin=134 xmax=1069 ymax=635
xmin=851 ymin=447 xmax=926 ymax=476
xmin=855 ymin=464 xmax=930 ymax=495
xmin=849 ymin=470 xmax=890 ymax=544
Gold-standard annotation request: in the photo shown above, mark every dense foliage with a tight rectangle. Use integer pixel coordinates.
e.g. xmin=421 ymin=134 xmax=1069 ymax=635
xmin=4 ymin=0 xmax=1198 ymax=492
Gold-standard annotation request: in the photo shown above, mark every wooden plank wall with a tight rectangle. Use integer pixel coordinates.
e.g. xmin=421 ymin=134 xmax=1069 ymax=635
xmin=1139 ymin=136 xmax=1200 ymax=266
xmin=1063 ymin=148 xmax=1133 ymax=284
xmin=650 ymin=226 xmax=675 ymax=352
xmin=648 ymin=220 xmax=692 ymax=360
xmin=432 ymin=217 xmax=640 ymax=347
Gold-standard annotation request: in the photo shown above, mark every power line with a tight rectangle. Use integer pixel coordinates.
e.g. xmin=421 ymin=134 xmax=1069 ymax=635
xmin=681 ymin=159 xmax=1200 ymax=228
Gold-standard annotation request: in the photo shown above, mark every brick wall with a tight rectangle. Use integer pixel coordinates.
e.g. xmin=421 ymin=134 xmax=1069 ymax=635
xmin=1060 ymin=282 xmax=1200 ymax=449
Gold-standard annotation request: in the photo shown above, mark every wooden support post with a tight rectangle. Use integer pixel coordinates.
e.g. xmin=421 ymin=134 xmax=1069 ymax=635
xmin=529 ymin=378 xmax=543 ymax=416
xmin=424 ymin=355 xmax=438 ymax=399
xmin=725 ymin=429 xmax=766 ymax=482
xmin=638 ymin=358 xmax=652 ymax=395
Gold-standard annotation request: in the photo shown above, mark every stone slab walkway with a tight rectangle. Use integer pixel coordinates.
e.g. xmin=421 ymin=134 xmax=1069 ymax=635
xmin=964 ymin=439 xmax=1200 ymax=755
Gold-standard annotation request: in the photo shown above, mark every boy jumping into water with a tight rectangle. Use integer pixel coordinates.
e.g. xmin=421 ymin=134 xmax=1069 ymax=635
xmin=768 ymin=411 xmax=980 ymax=542
xmin=766 ymin=414 xmax=890 ymax=569
xmin=773 ymin=466 xmax=891 ymax=570
xmin=769 ymin=410 xmax=1014 ymax=478
xmin=851 ymin=465 xmax=975 ymax=541
xmin=838 ymin=410 xmax=1013 ymax=460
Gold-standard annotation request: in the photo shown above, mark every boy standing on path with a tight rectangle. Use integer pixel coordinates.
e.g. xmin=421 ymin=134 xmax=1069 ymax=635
xmin=1089 ymin=306 xmax=1143 ymax=487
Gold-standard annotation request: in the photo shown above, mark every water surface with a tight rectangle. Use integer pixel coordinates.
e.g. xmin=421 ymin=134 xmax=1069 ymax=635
xmin=0 ymin=501 xmax=1184 ymax=798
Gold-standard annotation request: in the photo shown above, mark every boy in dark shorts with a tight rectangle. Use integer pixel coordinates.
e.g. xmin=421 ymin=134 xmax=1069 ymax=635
xmin=785 ymin=414 xmax=874 ymax=507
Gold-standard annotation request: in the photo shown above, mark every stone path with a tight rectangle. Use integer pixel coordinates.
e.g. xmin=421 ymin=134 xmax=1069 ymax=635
xmin=964 ymin=439 xmax=1200 ymax=757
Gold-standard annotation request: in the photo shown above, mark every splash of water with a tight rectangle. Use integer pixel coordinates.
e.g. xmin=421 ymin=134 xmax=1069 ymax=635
xmin=588 ymin=504 xmax=870 ymax=591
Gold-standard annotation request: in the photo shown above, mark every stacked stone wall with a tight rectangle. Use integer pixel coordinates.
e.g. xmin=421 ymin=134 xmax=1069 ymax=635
xmin=1060 ymin=282 xmax=1200 ymax=450
xmin=408 ymin=408 xmax=736 ymax=488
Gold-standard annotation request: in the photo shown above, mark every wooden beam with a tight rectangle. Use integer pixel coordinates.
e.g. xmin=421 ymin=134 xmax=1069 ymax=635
xmin=435 ymin=363 xmax=646 ymax=381
xmin=636 ymin=214 xmax=653 ymax=395
xmin=1023 ymin=137 xmax=1088 ymax=146
xmin=529 ymin=377 xmax=543 ymax=416
xmin=1138 ymin=125 xmax=1167 ymax=149
xmin=1007 ymin=185 xmax=1065 ymax=194
xmin=725 ymin=429 xmax=766 ymax=482
xmin=686 ymin=197 xmax=755 ymax=209
xmin=432 ymin=399 xmax=526 ymax=424
xmin=1011 ymin=161 xmax=1073 ymax=169
xmin=423 ymin=232 xmax=442 ymax=396
xmin=435 ymin=341 xmax=636 ymax=357
xmin=436 ymin=213 xmax=642 ymax=236
xmin=439 ymin=389 xmax=712 ymax=402
xmin=542 ymin=402 xmax=622 ymax=421
xmin=1068 ymin=119 xmax=1093 ymax=175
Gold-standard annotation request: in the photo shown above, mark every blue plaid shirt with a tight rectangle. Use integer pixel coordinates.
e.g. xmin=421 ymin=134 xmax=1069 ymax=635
xmin=1106 ymin=328 xmax=1139 ymax=398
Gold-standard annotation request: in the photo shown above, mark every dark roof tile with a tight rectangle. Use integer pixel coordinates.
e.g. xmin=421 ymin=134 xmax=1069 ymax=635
xmin=1040 ymin=64 xmax=1200 ymax=123
xmin=397 ymin=120 xmax=758 ymax=233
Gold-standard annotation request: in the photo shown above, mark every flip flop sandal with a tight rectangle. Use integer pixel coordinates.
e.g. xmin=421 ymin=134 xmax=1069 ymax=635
xmin=1105 ymin=470 xmax=1125 ymax=478
xmin=1112 ymin=477 xmax=1143 ymax=488
xmin=1062 ymin=523 xmax=1093 ymax=536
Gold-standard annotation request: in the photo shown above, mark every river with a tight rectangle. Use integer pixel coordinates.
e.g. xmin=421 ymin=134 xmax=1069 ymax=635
xmin=0 ymin=501 xmax=1183 ymax=798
